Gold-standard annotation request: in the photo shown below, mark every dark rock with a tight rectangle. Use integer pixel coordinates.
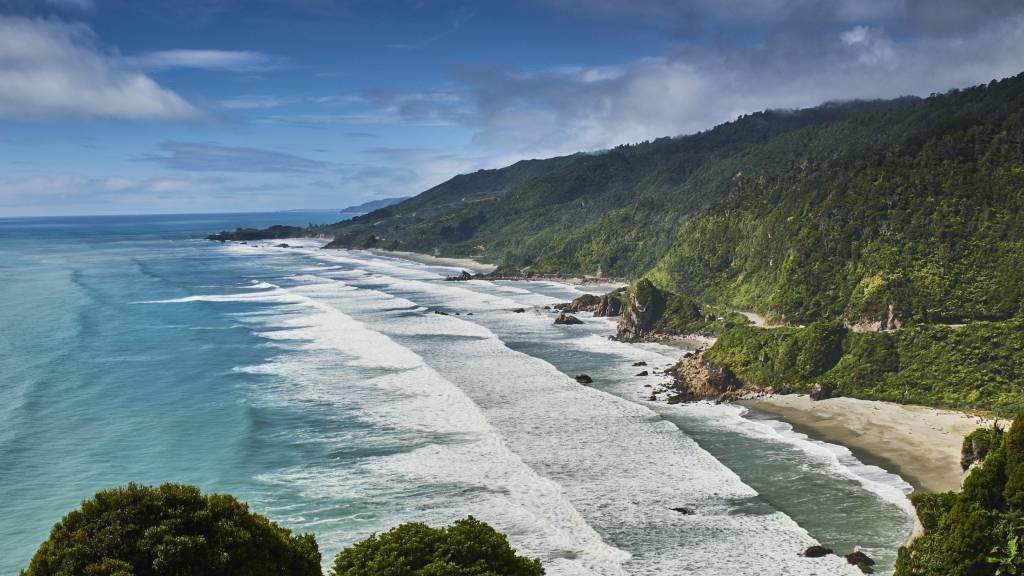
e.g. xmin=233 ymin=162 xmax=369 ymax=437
xmin=643 ymin=384 xmax=652 ymax=388
xmin=649 ymin=395 xmax=658 ymax=401
xmin=445 ymin=270 xmax=474 ymax=281
xmin=594 ymin=293 xmax=622 ymax=317
xmin=433 ymin=310 xmax=449 ymax=316
xmin=575 ymin=374 xmax=593 ymax=384
xmin=802 ymin=545 xmax=833 ymax=558
xmin=809 ymin=383 xmax=833 ymax=401
xmin=275 ymin=243 xmax=291 ymax=248
xmin=632 ymin=361 xmax=647 ymax=366
xmin=845 ymin=551 xmax=876 ymax=574
xmin=512 ymin=308 xmax=526 ymax=313
xmin=636 ymin=371 xmax=649 ymax=376
xmin=543 ymin=305 xmax=551 ymax=310
xmin=670 ymin=507 xmax=694 ymax=515
xmin=554 ymin=313 xmax=584 ymax=325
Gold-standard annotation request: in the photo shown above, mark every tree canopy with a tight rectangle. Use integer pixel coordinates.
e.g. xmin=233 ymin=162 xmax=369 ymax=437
xmin=331 ymin=516 xmax=544 ymax=576
xmin=21 ymin=483 xmax=322 ymax=576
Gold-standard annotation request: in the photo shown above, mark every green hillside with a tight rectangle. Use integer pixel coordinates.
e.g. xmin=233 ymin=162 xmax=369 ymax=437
xmin=319 ymin=73 xmax=1024 ymax=327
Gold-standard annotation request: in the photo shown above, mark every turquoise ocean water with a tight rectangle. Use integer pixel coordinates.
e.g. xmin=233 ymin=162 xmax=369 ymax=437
xmin=0 ymin=213 xmax=913 ymax=575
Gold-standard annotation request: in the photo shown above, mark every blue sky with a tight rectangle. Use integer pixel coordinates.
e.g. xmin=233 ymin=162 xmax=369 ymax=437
xmin=2 ymin=0 xmax=1024 ymax=216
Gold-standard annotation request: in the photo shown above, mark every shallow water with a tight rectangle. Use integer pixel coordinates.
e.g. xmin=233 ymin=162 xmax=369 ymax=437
xmin=0 ymin=214 xmax=912 ymax=575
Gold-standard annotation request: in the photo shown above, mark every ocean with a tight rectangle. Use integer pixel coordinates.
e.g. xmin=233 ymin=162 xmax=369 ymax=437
xmin=0 ymin=213 xmax=913 ymax=575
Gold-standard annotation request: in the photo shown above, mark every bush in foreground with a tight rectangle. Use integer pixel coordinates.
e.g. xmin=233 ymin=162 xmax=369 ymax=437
xmin=21 ymin=483 xmax=321 ymax=576
xmin=23 ymin=484 xmax=543 ymax=576
xmin=331 ymin=516 xmax=544 ymax=576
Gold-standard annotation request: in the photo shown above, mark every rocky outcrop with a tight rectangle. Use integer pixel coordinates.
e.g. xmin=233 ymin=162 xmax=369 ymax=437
xmin=575 ymin=374 xmax=593 ymax=384
xmin=616 ymin=290 xmax=657 ymax=341
xmin=961 ymin=426 xmax=1002 ymax=470
xmin=554 ymin=292 xmax=623 ymax=317
xmin=846 ymin=303 xmax=903 ymax=332
xmin=845 ymin=551 xmax=876 ymax=574
xmin=665 ymin=351 xmax=742 ymax=402
xmin=445 ymin=270 xmax=475 ymax=281
xmin=554 ymin=313 xmax=584 ymax=325
xmin=593 ymin=294 xmax=622 ymax=317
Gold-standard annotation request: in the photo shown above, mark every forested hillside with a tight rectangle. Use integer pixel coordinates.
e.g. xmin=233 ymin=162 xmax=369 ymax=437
xmin=307 ymin=73 xmax=1024 ymax=327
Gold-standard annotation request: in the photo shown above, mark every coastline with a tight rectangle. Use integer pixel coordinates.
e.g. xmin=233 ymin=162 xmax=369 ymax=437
xmin=738 ymin=394 xmax=997 ymax=494
xmin=365 ymin=248 xmax=628 ymax=290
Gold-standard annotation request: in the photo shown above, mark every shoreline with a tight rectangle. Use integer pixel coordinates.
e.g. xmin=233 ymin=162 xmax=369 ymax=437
xmin=738 ymin=394 xmax=997 ymax=495
xmin=366 ymin=248 xmax=498 ymax=274
xmin=364 ymin=248 xmax=628 ymax=290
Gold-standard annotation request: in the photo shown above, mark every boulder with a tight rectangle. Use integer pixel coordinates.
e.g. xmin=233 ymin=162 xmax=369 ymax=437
xmin=809 ymin=383 xmax=833 ymax=401
xmin=275 ymin=243 xmax=291 ymax=248
xmin=636 ymin=371 xmax=649 ymax=376
xmin=575 ymin=374 xmax=593 ymax=384
xmin=845 ymin=551 xmax=876 ymax=574
xmin=512 ymin=308 xmax=526 ymax=313
xmin=554 ymin=313 xmax=584 ymax=325
xmin=802 ymin=545 xmax=833 ymax=558
xmin=433 ymin=310 xmax=450 ymax=316
xmin=445 ymin=270 xmax=474 ymax=281
xmin=633 ymin=361 xmax=648 ymax=366
xmin=670 ymin=507 xmax=694 ymax=515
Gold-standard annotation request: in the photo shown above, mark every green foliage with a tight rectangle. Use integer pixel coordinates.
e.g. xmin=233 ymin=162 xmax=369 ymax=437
xmin=21 ymin=483 xmax=322 ymax=576
xmin=330 ymin=517 xmax=543 ymax=576
xmin=910 ymin=492 xmax=958 ymax=533
xmin=704 ymin=319 xmax=1024 ymax=415
xmin=896 ymin=418 xmax=1024 ymax=576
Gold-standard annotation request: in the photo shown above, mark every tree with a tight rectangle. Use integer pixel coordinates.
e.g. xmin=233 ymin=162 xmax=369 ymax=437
xmin=331 ymin=516 xmax=544 ymax=576
xmin=21 ymin=483 xmax=322 ymax=576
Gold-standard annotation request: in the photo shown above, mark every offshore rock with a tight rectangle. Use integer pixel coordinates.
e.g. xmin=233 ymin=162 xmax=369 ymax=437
xmin=802 ymin=545 xmax=833 ymax=558
xmin=554 ymin=313 xmax=584 ymax=325
xmin=575 ymin=374 xmax=593 ymax=384
xmin=445 ymin=270 xmax=474 ymax=281
xmin=845 ymin=551 xmax=876 ymax=574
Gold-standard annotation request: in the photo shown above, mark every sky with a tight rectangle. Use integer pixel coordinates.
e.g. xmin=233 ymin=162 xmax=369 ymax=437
xmin=2 ymin=0 xmax=1024 ymax=216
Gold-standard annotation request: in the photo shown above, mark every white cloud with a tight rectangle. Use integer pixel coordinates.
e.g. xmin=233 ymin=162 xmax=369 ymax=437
xmin=417 ymin=13 xmax=1024 ymax=159
xmin=0 ymin=16 xmax=198 ymax=120
xmin=122 ymin=49 xmax=281 ymax=72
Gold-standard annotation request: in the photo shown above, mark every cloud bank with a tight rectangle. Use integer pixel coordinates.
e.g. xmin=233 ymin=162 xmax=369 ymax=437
xmin=0 ymin=16 xmax=198 ymax=120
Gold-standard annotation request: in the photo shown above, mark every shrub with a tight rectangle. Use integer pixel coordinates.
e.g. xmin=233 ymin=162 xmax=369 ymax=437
xmin=331 ymin=517 xmax=543 ymax=576
xmin=21 ymin=483 xmax=321 ymax=576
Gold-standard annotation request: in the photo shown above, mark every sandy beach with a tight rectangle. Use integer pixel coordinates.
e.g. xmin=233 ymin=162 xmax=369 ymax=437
xmin=367 ymin=248 xmax=498 ymax=274
xmin=740 ymin=395 xmax=1000 ymax=494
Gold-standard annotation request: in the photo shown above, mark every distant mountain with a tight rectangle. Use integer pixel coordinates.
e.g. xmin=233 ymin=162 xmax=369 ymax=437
xmin=339 ymin=197 xmax=410 ymax=214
